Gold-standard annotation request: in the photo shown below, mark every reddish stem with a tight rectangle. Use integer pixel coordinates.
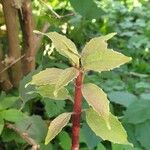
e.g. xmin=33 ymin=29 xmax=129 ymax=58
xmin=71 ymin=71 xmax=83 ymax=150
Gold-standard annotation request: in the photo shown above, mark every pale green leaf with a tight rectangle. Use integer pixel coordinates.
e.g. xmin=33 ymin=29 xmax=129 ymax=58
xmin=100 ymin=33 xmax=117 ymax=41
xmin=86 ymin=109 xmax=131 ymax=145
xmin=55 ymin=67 xmax=79 ymax=95
xmin=37 ymin=85 xmax=70 ymax=100
xmin=45 ymin=112 xmax=72 ymax=145
xmin=82 ymin=83 xmax=110 ymax=128
xmin=35 ymin=31 xmax=80 ymax=66
xmin=30 ymin=68 xmax=63 ymax=86
xmin=81 ymin=36 xmax=131 ymax=72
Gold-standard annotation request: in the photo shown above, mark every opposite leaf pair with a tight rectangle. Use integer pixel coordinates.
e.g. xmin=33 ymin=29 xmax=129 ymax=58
xmin=30 ymin=31 xmax=132 ymax=146
xmin=34 ymin=31 xmax=131 ymax=71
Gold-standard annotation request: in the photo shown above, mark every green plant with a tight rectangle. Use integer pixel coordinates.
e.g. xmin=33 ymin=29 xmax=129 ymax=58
xmin=29 ymin=31 xmax=132 ymax=150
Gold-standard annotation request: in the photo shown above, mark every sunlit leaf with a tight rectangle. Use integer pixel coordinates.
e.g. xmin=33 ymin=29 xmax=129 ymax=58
xmin=35 ymin=31 xmax=80 ymax=66
xmin=37 ymin=85 xmax=70 ymax=100
xmin=86 ymin=109 xmax=131 ymax=145
xmin=55 ymin=67 xmax=79 ymax=95
xmin=30 ymin=68 xmax=63 ymax=86
xmin=99 ymin=33 xmax=117 ymax=41
xmin=81 ymin=35 xmax=131 ymax=72
xmin=45 ymin=112 xmax=72 ymax=145
xmin=82 ymin=83 xmax=110 ymax=128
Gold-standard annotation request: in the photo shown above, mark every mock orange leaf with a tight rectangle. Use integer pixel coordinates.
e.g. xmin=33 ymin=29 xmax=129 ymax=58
xmin=45 ymin=112 xmax=72 ymax=145
xmin=34 ymin=31 xmax=80 ymax=66
xmin=81 ymin=34 xmax=131 ymax=72
xmin=30 ymin=68 xmax=63 ymax=86
xmin=54 ymin=67 xmax=79 ymax=95
xmin=86 ymin=109 xmax=132 ymax=145
xmin=82 ymin=83 xmax=110 ymax=128
xmin=37 ymin=85 xmax=70 ymax=100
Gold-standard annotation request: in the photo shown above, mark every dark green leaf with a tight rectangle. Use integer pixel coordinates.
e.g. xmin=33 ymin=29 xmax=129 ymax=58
xmin=80 ymin=123 xmax=102 ymax=149
xmin=135 ymin=120 xmax=150 ymax=150
xmin=70 ymin=0 xmax=104 ymax=19
xmin=123 ymin=100 xmax=150 ymax=124
xmin=15 ymin=115 xmax=47 ymax=143
xmin=108 ymin=91 xmax=137 ymax=107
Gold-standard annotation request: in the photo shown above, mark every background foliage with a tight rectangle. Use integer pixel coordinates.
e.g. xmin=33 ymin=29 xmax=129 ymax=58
xmin=0 ymin=0 xmax=150 ymax=149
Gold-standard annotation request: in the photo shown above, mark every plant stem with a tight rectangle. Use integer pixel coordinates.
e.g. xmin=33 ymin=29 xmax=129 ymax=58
xmin=71 ymin=71 xmax=83 ymax=150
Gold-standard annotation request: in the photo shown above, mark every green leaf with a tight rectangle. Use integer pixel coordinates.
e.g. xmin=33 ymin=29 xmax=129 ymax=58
xmin=140 ymin=93 xmax=150 ymax=101
xmin=1 ymin=128 xmax=24 ymax=143
xmin=96 ymin=143 xmax=106 ymax=150
xmin=55 ymin=67 xmax=79 ymax=95
xmin=43 ymin=98 xmax=65 ymax=118
xmin=35 ymin=31 xmax=80 ymax=66
xmin=82 ymin=83 xmax=110 ymax=128
xmin=123 ymin=100 xmax=150 ymax=124
xmin=45 ymin=112 xmax=72 ymax=145
xmin=30 ymin=68 xmax=63 ymax=86
xmin=135 ymin=82 xmax=150 ymax=89
xmin=80 ymin=123 xmax=102 ymax=149
xmin=112 ymin=143 xmax=141 ymax=150
xmin=0 ymin=117 xmax=4 ymax=135
xmin=58 ymin=131 xmax=71 ymax=150
xmin=0 ymin=109 xmax=25 ymax=122
xmin=81 ymin=35 xmax=131 ymax=72
xmin=135 ymin=120 xmax=150 ymax=150
xmin=0 ymin=96 xmax=18 ymax=110
xmin=16 ymin=115 xmax=47 ymax=143
xmin=37 ymin=85 xmax=70 ymax=100
xmin=108 ymin=91 xmax=137 ymax=107
xmin=69 ymin=0 xmax=104 ymax=20
xmin=86 ymin=109 xmax=130 ymax=145
xmin=19 ymin=68 xmax=41 ymax=106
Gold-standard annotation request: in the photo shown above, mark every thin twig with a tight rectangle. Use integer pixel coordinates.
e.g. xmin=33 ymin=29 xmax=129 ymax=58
xmin=6 ymin=123 xmax=40 ymax=150
xmin=0 ymin=55 xmax=25 ymax=74
xmin=34 ymin=22 xmax=50 ymax=52
xmin=39 ymin=0 xmax=74 ymax=19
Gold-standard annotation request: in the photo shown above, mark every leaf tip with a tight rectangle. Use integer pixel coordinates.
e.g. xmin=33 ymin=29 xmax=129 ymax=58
xmin=25 ymin=82 xmax=31 ymax=88
xmin=44 ymin=139 xmax=49 ymax=145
